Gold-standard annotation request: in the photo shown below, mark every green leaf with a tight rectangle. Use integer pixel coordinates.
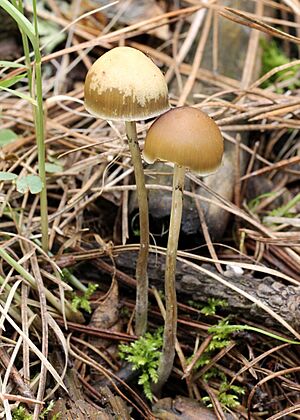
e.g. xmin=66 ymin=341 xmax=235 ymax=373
xmin=71 ymin=283 xmax=98 ymax=314
xmin=0 ymin=172 xmax=18 ymax=181
xmin=0 ymin=73 xmax=27 ymax=88
xmin=45 ymin=162 xmax=63 ymax=173
xmin=138 ymin=373 xmax=149 ymax=385
xmin=16 ymin=175 xmax=43 ymax=194
xmin=0 ymin=86 xmax=36 ymax=105
xmin=0 ymin=60 xmax=26 ymax=69
xmin=16 ymin=177 xmax=27 ymax=194
xmin=0 ymin=129 xmax=18 ymax=146
xmin=0 ymin=0 xmax=36 ymax=47
xmin=26 ymin=175 xmax=43 ymax=194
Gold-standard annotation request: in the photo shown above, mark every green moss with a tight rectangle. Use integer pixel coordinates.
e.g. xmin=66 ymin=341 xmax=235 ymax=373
xmin=119 ymin=328 xmax=163 ymax=400
xmin=260 ymin=38 xmax=300 ymax=90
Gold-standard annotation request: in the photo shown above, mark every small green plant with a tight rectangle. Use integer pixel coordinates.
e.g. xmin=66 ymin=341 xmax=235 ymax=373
xmin=207 ymin=318 xmax=241 ymax=337
xmin=71 ymin=283 xmax=98 ymax=313
xmin=12 ymin=401 xmax=59 ymax=419
xmin=39 ymin=400 xmax=57 ymax=419
xmin=218 ymin=382 xmax=245 ymax=409
xmin=119 ymin=328 xmax=163 ymax=400
xmin=261 ymin=38 xmax=300 ymax=91
xmin=12 ymin=406 xmax=32 ymax=420
xmin=201 ymin=298 xmax=228 ymax=316
xmin=193 ymin=319 xmax=235 ymax=370
xmin=202 ymin=370 xmax=245 ymax=410
xmin=0 ymin=171 xmax=44 ymax=194
xmin=188 ymin=298 xmax=228 ymax=316
xmin=209 ymin=322 xmax=300 ymax=345
xmin=194 ymin=318 xmax=300 ymax=410
xmin=190 ymin=320 xmax=244 ymax=409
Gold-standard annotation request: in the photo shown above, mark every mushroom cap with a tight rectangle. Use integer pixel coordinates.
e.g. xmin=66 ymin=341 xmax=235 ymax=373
xmin=143 ymin=107 xmax=224 ymax=175
xmin=84 ymin=46 xmax=169 ymax=122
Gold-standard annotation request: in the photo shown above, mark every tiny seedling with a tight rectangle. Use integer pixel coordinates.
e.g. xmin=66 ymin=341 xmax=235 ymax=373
xmin=0 ymin=171 xmax=43 ymax=194
xmin=192 ymin=319 xmax=234 ymax=371
xmin=119 ymin=328 xmax=163 ymax=401
xmin=202 ymin=370 xmax=245 ymax=410
xmin=12 ymin=406 xmax=32 ymax=420
xmin=218 ymin=381 xmax=245 ymax=409
xmin=187 ymin=319 xmax=245 ymax=410
xmin=71 ymin=283 xmax=98 ymax=314
xmin=12 ymin=401 xmax=59 ymax=420
xmin=188 ymin=298 xmax=228 ymax=316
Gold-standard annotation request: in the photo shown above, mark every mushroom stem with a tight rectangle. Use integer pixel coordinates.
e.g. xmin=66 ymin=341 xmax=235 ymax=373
xmin=125 ymin=121 xmax=149 ymax=336
xmin=155 ymin=163 xmax=185 ymax=391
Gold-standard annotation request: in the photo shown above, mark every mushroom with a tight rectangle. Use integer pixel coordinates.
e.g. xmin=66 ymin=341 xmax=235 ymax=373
xmin=84 ymin=46 xmax=169 ymax=336
xmin=143 ymin=106 xmax=224 ymax=390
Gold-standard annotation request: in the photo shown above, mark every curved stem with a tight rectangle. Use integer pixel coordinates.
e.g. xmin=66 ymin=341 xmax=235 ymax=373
xmin=155 ymin=164 xmax=185 ymax=392
xmin=125 ymin=121 xmax=149 ymax=336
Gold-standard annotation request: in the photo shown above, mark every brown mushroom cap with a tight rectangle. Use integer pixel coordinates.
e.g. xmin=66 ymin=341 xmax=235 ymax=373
xmin=143 ymin=107 xmax=224 ymax=175
xmin=84 ymin=46 xmax=169 ymax=122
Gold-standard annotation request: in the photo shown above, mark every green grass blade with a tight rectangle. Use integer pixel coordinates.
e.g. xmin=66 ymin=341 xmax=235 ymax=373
xmin=0 ymin=60 xmax=26 ymax=69
xmin=0 ymin=86 xmax=36 ymax=104
xmin=0 ymin=73 xmax=27 ymax=88
xmin=0 ymin=0 xmax=36 ymax=48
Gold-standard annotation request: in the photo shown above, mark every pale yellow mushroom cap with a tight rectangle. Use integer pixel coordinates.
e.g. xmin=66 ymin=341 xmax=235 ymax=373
xmin=84 ymin=46 xmax=170 ymax=122
xmin=143 ymin=107 xmax=224 ymax=175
